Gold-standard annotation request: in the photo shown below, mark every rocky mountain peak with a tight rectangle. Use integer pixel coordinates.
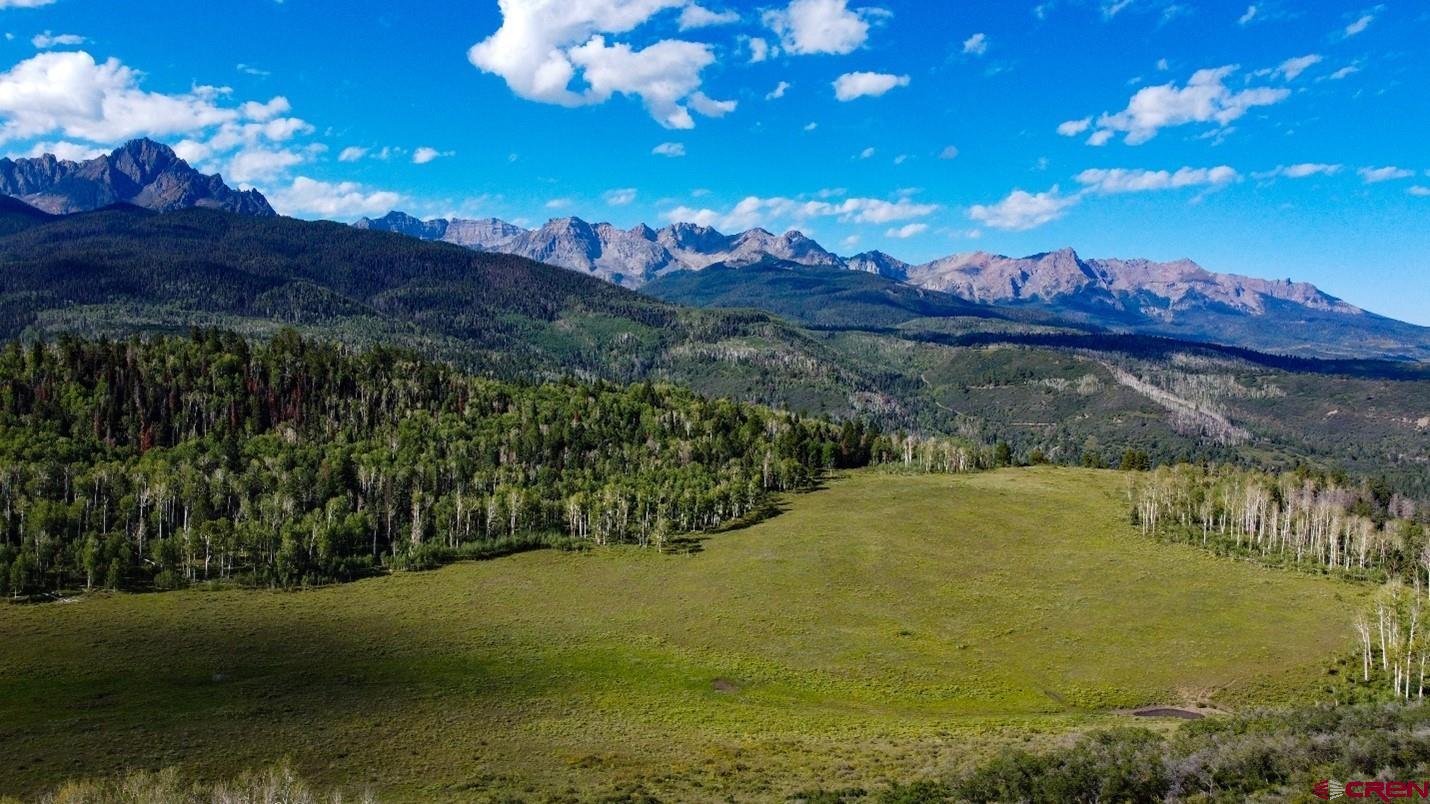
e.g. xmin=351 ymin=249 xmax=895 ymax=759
xmin=0 ymin=139 xmax=275 ymax=216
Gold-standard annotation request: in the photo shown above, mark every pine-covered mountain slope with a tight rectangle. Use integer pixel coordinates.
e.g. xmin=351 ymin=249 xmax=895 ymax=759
xmin=3 ymin=205 xmax=1426 ymax=495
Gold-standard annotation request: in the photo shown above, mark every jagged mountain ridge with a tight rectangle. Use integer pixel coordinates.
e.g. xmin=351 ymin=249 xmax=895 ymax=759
xmin=355 ymin=210 xmax=1430 ymax=361
xmin=354 ymin=211 xmax=843 ymax=286
xmin=0 ymin=139 xmax=274 ymax=216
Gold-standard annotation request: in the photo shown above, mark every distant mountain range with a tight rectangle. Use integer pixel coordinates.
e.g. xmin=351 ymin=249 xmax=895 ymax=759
xmin=0 ymin=139 xmax=274 ymax=216
xmin=354 ymin=211 xmax=842 ymax=286
xmin=0 ymin=139 xmax=1423 ymax=361
xmin=356 ymin=210 xmax=1430 ymax=361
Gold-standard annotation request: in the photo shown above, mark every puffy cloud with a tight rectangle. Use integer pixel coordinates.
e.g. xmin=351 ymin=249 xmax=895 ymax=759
xmin=468 ymin=0 xmax=730 ymax=128
xmin=968 ymin=187 xmax=1076 ymax=231
xmin=746 ymin=36 xmax=770 ymax=63
xmin=1056 ymin=117 xmax=1092 ymax=137
xmin=688 ymin=91 xmax=735 ymax=118
xmin=31 ymin=31 xmax=85 ymax=48
xmin=832 ymin=71 xmax=909 ymax=101
xmin=652 ymin=141 xmax=685 ymax=157
xmin=962 ymin=32 xmax=988 ymax=56
xmin=1328 ymin=65 xmax=1359 ymax=80
xmin=225 ymin=147 xmax=304 ymax=183
xmin=412 ymin=146 xmax=453 ymax=164
xmin=1359 ymin=166 xmax=1413 ymax=184
xmin=0 ymin=51 xmax=239 ymax=144
xmin=666 ymin=193 xmax=938 ymax=232
xmin=678 ymin=4 xmax=738 ymax=29
xmin=1237 ymin=4 xmax=1257 ymax=25
xmin=763 ymin=0 xmax=883 ymax=56
xmin=21 ymin=139 xmax=103 ymax=161
xmin=603 ymin=187 xmax=638 ymax=205
xmin=858 ymin=146 xmax=874 ymax=159
xmin=1075 ymin=65 xmax=1289 ymax=145
xmin=239 ymin=96 xmax=291 ymax=121
xmin=267 ymin=176 xmax=402 ymax=219
xmin=765 ymin=80 xmax=791 ymax=100
xmin=1075 ymin=165 xmax=1239 ymax=193
xmin=0 ymin=0 xmax=56 ymax=7
xmin=1409 ymin=186 xmax=1430 ymax=197
xmin=885 ymin=222 xmax=927 ymax=238
xmin=337 ymin=146 xmax=367 ymax=162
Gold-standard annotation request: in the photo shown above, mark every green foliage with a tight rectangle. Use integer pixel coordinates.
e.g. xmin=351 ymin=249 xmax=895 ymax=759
xmin=0 ymin=330 xmax=880 ymax=593
xmin=0 ymin=469 xmax=1361 ymax=800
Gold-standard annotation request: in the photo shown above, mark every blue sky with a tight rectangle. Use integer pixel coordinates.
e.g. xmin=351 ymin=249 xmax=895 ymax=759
xmin=1 ymin=0 xmax=1427 ymax=324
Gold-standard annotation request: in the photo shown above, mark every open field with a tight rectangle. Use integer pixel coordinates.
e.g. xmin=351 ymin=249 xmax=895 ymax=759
xmin=0 ymin=468 xmax=1363 ymax=801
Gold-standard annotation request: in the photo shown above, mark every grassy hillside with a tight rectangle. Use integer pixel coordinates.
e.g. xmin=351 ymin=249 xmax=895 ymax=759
xmin=0 ymin=468 xmax=1361 ymax=801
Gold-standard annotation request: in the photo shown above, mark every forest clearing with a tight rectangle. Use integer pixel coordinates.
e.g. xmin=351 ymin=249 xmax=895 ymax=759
xmin=0 ymin=468 xmax=1362 ymax=802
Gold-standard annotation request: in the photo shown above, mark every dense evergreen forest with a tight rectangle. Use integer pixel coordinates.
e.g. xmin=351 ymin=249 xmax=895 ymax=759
xmin=0 ymin=330 xmax=901 ymax=596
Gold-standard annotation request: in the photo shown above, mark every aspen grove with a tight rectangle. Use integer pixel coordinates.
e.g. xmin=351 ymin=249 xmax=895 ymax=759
xmin=0 ymin=331 xmax=903 ymax=595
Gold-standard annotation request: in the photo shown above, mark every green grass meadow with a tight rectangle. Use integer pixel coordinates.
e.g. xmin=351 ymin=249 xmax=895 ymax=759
xmin=0 ymin=468 xmax=1362 ymax=801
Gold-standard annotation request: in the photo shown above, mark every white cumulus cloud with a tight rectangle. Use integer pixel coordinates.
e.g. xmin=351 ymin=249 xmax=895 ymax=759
xmin=678 ymin=3 xmax=738 ymax=29
xmin=666 ymin=193 xmax=937 ymax=232
xmin=652 ymin=141 xmax=685 ymax=157
xmin=468 ymin=0 xmax=733 ymax=129
xmin=763 ymin=0 xmax=884 ymax=56
xmin=412 ymin=146 xmax=452 ymax=164
xmin=832 ymin=71 xmax=909 ymax=101
xmin=268 ymin=176 xmax=402 ymax=219
xmin=886 ymin=222 xmax=927 ymax=238
xmin=968 ymin=187 xmax=1077 ymax=231
xmin=226 ymin=147 xmax=305 ymax=183
xmin=1075 ymin=65 xmax=1289 ymax=145
xmin=962 ymin=32 xmax=988 ymax=56
xmin=0 ymin=51 xmax=239 ymax=145
xmin=765 ymin=80 xmax=791 ymax=100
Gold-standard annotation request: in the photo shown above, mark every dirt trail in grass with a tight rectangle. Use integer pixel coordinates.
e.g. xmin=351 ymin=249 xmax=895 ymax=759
xmin=0 ymin=468 xmax=1362 ymax=802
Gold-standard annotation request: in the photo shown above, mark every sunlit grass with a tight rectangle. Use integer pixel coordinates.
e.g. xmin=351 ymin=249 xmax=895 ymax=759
xmin=0 ymin=468 xmax=1360 ymax=801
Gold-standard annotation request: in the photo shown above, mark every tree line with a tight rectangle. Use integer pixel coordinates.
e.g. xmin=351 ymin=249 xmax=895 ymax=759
xmin=0 ymin=330 xmax=911 ymax=596
xmin=1130 ymin=464 xmax=1424 ymax=581
xmin=1130 ymin=463 xmax=1430 ymax=699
